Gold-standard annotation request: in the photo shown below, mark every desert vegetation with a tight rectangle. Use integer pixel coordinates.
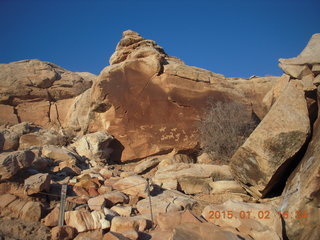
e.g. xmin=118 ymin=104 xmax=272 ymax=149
xmin=197 ymin=99 xmax=257 ymax=163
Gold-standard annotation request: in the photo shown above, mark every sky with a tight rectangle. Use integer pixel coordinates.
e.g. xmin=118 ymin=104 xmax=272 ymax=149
xmin=0 ymin=0 xmax=319 ymax=78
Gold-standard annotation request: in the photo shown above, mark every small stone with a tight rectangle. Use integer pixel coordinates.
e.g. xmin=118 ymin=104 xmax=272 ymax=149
xmin=104 ymin=191 xmax=129 ymax=208
xmin=111 ymin=205 xmax=132 ymax=217
xmin=24 ymin=173 xmax=51 ymax=195
xmin=88 ymin=195 xmax=106 ymax=211
xmin=44 ymin=205 xmax=60 ymax=227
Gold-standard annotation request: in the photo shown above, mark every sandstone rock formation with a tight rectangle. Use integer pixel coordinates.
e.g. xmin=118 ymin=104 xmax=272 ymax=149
xmin=230 ymin=81 xmax=310 ymax=198
xmin=86 ymin=30 xmax=260 ymax=162
xmin=278 ymin=87 xmax=320 ymax=240
xmin=0 ymin=59 xmax=94 ymax=128
xmin=0 ymin=30 xmax=319 ymax=240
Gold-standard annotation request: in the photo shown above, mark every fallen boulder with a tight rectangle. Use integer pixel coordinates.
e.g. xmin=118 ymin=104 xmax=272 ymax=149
xmin=230 ymin=81 xmax=310 ymax=198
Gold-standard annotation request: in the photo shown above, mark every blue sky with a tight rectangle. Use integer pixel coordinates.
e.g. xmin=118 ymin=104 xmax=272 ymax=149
xmin=0 ymin=0 xmax=319 ymax=78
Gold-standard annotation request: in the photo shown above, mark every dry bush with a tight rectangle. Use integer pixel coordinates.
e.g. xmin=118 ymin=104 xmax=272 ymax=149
xmin=197 ymin=99 xmax=257 ymax=163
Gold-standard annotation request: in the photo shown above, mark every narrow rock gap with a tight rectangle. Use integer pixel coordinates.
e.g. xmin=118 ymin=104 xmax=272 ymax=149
xmin=13 ymin=105 xmax=21 ymax=123
xmin=53 ymin=103 xmax=62 ymax=127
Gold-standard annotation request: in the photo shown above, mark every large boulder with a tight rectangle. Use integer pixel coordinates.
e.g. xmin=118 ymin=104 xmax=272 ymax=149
xmin=65 ymin=210 xmax=110 ymax=233
xmin=230 ymin=81 xmax=310 ymax=198
xmin=227 ymin=76 xmax=278 ymax=119
xmin=153 ymin=163 xmax=233 ymax=190
xmin=70 ymin=132 xmax=114 ymax=167
xmin=0 ymin=150 xmax=35 ymax=180
xmin=87 ymin=30 xmax=253 ymax=162
xmin=279 ymin=33 xmax=320 ymax=90
xmin=24 ymin=173 xmax=51 ymax=195
xmin=136 ymin=190 xmax=197 ymax=216
xmin=202 ymin=200 xmax=282 ymax=240
xmin=278 ymin=94 xmax=320 ymax=240
xmin=0 ymin=59 xmax=94 ymax=127
xmin=0 ymin=122 xmax=35 ymax=151
xmin=112 ymin=175 xmax=148 ymax=198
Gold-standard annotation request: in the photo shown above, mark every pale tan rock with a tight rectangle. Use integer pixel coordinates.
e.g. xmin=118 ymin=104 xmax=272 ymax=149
xmin=51 ymin=226 xmax=77 ymax=240
xmin=0 ymin=150 xmax=35 ymax=180
xmin=119 ymin=171 xmax=135 ymax=178
xmin=227 ymin=76 xmax=278 ymax=119
xmin=74 ymin=230 xmax=104 ymax=240
xmin=16 ymin=101 xmax=51 ymax=127
xmin=111 ymin=205 xmax=132 ymax=217
xmin=0 ymin=193 xmax=17 ymax=208
xmin=278 ymin=63 xmax=312 ymax=79
xmin=209 ymin=181 xmax=246 ymax=195
xmin=314 ymin=74 xmax=320 ymax=86
xmin=103 ymin=231 xmax=130 ymax=240
xmin=149 ymin=230 xmax=173 ymax=240
xmin=112 ymin=175 xmax=148 ymax=198
xmin=20 ymin=201 xmax=42 ymax=222
xmin=156 ymin=210 xmax=203 ymax=231
xmin=91 ymin=210 xmax=110 ymax=230
xmin=42 ymin=145 xmax=79 ymax=163
xmin=134 ymin=156 xmax=162 ymax=174
xmin=262 ymin=74 xmax=290 ymax=111
xmin=170 ymin=222 xmax=242 ymax=240
xmin=136 ymin=190 xmax=196 ymax=216
xmin=24 ymin=173 xmax=50 ymax=195
xmin=121 ymin=230 xmax=139 ymax=240
xmin=178 ymin=176 xmax=212 ymax=194
xmin=0 ymin=105 xmax=18 ymax=125
xmin=196 ymin=152 xmax=214 ymax=164
xmin=279 ymin=33 xmax=320 ymax=65
xmin=99 ymin=168 xmax=113 ymax=179
xmin=0 ymin=59 xmax=92 ymax=127
xmin=19 ymin=129 xmax=66 ymax=149
xmin=312 ymin=64 xmax=320 ymax=73
xmin=88 ymin=195 xmax=106 ymax=211
xmin=0 ymin=122 xmax=34 ymax=151
xmin=6 ymin=198 xmax=27 ymax=217
xmin=279 ymin=109 xmax=320 ymax=240
xmin=153 ymin=163 xmax=233 ymax=190
xmin=65 ymin=210 xmax=110 ymax=232
xmin=98 ymin=185 xmax=113 ymax=195
xmin=302 ymin=74 xmax=316 ymax=90
xmin=70 ymin=132 xmax=114 ymax=167
xmin=44 ymin=205 xmax=60 ymax=227
xmin=158 ymin=153 xmax=194 ymax=169
xmin=230 ymin=81 xmax=310 ymax=198
xmin=202 ymin=200 xmax=282 ymax=240
xmin=104 ymin=191 xmax=129 ymax=207
xmin=110 ymin=216 xmax=147 ymax=233
xmin=64 ymin=88 xmax=92 ymax=134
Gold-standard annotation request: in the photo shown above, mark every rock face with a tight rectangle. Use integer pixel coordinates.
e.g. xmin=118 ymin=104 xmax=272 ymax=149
xmin=87 ymin=30 xmax=255 ymax=162
xmin=0 ymin=59 xmax=94 ymax=127
xmin=230 ymin=81 xmax=310 ymax=198
xmin=278 ymin=99 xmax=320 ymax=240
